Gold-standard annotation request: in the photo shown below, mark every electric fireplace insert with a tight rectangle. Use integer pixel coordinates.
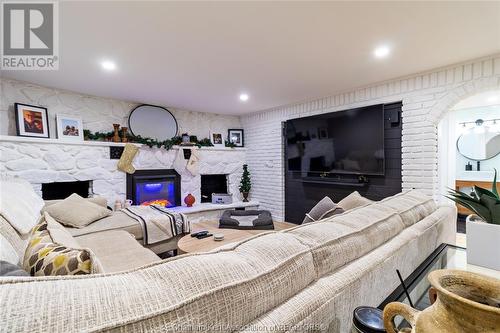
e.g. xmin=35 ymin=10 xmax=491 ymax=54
xmin=126 ymin=169 xmax=181 ymax=207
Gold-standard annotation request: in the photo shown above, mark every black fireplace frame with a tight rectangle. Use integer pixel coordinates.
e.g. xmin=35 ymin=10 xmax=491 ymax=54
xmin=126 ymin=169 xmax=181 ymax=207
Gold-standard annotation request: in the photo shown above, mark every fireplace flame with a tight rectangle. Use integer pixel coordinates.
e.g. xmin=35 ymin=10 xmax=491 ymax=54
xmin=141 ymin=199 xmax=171 ymax=207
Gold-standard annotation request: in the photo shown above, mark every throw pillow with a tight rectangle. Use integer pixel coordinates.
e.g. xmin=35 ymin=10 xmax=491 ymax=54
xmin=42 ymin=196 xmax=108 ymax=210
xmin=0 ymin=260 xmax=29 ymax=277
xmin=0 ymin=175 xmax=45 ymax=235
xmin=302 ymin=196 xmax=344 ymax=224
xmin=337 ymin=191 xmax=373 ymax=211
xmin=44 ymin=193 xmax=111 ymax=228
xmin=23 ymin=212 xmax=103 ymax=276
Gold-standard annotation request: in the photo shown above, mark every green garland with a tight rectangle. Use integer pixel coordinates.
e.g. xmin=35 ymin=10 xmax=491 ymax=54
xmin=83 ymin=129 xmax=234 ymax=150
xmin=224 ymin=140 xmax=237 ymax=148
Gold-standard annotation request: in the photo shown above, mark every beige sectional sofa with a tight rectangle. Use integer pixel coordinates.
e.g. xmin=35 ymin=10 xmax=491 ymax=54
xmin=0 ymin=189 xmax=456 ymax=332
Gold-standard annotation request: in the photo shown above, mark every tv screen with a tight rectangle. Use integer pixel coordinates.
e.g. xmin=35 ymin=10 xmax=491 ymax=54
xmin=285 ymin=104 xmax=385 ymax=176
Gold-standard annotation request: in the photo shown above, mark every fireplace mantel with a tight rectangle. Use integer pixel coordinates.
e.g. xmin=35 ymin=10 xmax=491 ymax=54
xmin=0 ymin=135 xmax=246 ymax=151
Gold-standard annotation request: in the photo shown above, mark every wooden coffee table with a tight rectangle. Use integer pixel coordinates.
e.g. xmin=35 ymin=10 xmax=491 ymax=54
xmin=178 ymin=220 xmax=296 ymax=254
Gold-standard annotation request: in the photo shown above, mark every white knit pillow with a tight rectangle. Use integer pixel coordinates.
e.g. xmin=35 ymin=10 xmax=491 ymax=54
xmin=0 ymin=177 xmax=44 ymax=235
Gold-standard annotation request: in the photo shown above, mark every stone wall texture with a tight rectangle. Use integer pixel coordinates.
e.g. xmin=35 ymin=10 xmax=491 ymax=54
xmin=241 ymin=54 xmax=500 ymax=221
xmin=0 ymin=78 xmax=241 ymax=139
xmin=0 ymin=140 xmax=246 ymax=206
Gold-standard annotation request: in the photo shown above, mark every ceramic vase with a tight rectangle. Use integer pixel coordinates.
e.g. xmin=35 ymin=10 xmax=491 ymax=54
xmin=383 ymin=269 xmax=500 ymax=333
xmin=121 ymin=127 xmax=128 ymax=143
xmin=242 ymin=192 xmax=249 ymax=202
xmin=184 ymin=193 xmax=195 ymax=207
xmin=112 ymin=123 xmax=121 ymax=143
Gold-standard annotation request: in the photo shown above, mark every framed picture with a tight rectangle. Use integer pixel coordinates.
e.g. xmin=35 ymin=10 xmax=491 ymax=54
xmin=318 ymin=127 xmax=328 ymax=139
xmin=210 ymin=132 xmax=224 ymax=147
xmin=228 ymin=129 xmax=244 ymax=147
xmin=56 ymin=114 xmax=84 ymax=141
xmin=14 ymin=103 xmax=50 ymax=138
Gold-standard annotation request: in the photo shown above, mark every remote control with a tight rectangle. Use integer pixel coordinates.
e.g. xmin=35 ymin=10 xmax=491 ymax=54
xmin=191 ymin=230 xmax=208 ymax=237
xmin=197 ymin=233 xmax=213 ymax=239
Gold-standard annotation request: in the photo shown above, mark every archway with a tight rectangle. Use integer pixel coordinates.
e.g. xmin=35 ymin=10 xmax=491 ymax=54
xmin=420 ymin=77 xmax=500 ymax=203
xmin=436 ymin=88 xmax=500 ymax=202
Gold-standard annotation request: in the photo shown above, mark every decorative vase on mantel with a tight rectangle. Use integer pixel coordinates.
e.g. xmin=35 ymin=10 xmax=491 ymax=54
xmin=112 ymin=123 xmax=121 ymax=143
xmin=383 ymin=269 xmax=500 ymax=333
xmin=121 ymin=127 xmax=128 ymax=143
xmin=466 ymin=214 xmax=500 ymax=271
xmin=184 ymin=193 xmax=195 ymax=207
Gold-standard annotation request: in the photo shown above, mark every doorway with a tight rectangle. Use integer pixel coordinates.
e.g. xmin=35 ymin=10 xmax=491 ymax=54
xmin=437 ymin=90 xmax=500 ymax=246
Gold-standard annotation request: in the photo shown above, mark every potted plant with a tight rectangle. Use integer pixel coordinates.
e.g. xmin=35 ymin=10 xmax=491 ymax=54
xmin=239 ymin=164 xmax=251 ymax=202
xmin=447 ymin=169 xmax=500 ymax=270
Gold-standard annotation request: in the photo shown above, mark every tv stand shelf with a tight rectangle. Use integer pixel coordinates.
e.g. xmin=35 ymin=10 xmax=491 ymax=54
xmin=299 ymin=178 xmax=368 ymax=187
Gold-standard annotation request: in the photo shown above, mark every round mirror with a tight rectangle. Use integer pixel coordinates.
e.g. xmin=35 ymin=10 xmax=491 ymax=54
xmin=457 ymin=122 xmax=500 ymax=160
xmin=128 ymin=105 xmax=178 ymax=141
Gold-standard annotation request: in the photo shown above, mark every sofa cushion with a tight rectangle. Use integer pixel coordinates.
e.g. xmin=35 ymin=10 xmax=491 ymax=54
xmin=75 ymin=230 xmax=160 ymax=273
xmin=302 ymin=196 xmax=344 ymax=224
xmin=22 ymin=213 xmax=103 ymax=276
xmin=379 ymin=190 xmax=437 ymax=227
xmin=44 ymin=193 xmax=111 ymax=228
xmin=0 ymin=234 xmax=20 ymax=265
xmin=67 ymin=211 xmax=143 ymax=240
xmin=287 ymin=203 xmax=404 ymax=277
xmin=337 ymin=191 xmax=373 ymax=211
xmin=0 ymin=175 xmax=44 ymax=235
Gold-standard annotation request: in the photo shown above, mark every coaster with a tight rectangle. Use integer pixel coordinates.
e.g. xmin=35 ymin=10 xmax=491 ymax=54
xmin=213 ymin=233 xmax=224 ymax=241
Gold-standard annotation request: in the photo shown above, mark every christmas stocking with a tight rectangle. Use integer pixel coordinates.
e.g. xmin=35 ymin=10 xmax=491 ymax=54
xmin=173 ymin=147 xmax=187 ymax=175
xmin=117 ymin=143 xmax=139 ymax=174
xmin=186 ymin=148 xmax=199 ymax=176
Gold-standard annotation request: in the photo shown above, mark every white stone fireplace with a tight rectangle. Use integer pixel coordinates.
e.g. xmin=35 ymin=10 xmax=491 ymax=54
xmin=0 ymin=136 xmax=247 ymax=208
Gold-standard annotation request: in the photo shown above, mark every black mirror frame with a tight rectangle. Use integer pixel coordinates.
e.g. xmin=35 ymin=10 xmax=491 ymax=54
xmin=128 ymin=104 xmax=179 ymax=140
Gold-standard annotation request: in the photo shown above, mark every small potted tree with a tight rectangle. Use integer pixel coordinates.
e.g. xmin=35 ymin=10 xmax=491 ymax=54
xmin=239 ymin=164 xmax=251 ymax=202
xmin=447 ymin=169 xmax=500 ymax=270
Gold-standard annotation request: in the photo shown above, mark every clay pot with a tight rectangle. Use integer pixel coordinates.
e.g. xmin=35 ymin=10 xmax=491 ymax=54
xmin=383 ymin=269 xmax=500 ymax=333
xmin=242 ymin=192 xmax=249 ymax=202
xmin=184 ymin=193 xmax=195 ymax=207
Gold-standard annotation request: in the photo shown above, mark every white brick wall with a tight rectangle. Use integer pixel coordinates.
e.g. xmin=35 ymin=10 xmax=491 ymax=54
xmin=241 ymin=54 xmax=500 ymax=221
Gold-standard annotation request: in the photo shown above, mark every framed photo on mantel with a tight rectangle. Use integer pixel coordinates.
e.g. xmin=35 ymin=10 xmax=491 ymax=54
xmin=210 ymin=131 xmax=224 ymax=147
xmin=228 ymin=129 xmax=244 ymax=147
xmin=56 ymin=114 xmax=84 ymax=141
xmin=14 ymin=103 xmax=50 ymax=138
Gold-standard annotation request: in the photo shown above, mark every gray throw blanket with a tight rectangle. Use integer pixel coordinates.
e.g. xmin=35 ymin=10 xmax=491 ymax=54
xmin=121 ymin=205 xmax=190 ymax=245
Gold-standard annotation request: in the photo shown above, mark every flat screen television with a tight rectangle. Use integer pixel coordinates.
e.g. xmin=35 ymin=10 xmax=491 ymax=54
xmin=285 ymin=104 xmax=385 ymax=176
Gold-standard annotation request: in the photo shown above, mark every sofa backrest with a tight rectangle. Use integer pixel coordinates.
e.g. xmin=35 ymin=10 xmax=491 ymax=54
xmin=0 ymin=190 xmax=439 ymax=332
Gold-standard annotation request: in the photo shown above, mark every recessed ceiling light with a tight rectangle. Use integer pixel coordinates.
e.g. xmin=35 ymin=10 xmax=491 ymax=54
xmin=239 ymin=93 xmax=249 ymax=102
xmin=101 ymin=60 xmax=116 ymax=71
xmin=374 ymin=45 xmax=390 ymax=58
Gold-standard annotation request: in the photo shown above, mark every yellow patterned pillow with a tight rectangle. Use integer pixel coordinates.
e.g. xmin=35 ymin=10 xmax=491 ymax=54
xmin=23 ymin=213 xmax=103 ymax=276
